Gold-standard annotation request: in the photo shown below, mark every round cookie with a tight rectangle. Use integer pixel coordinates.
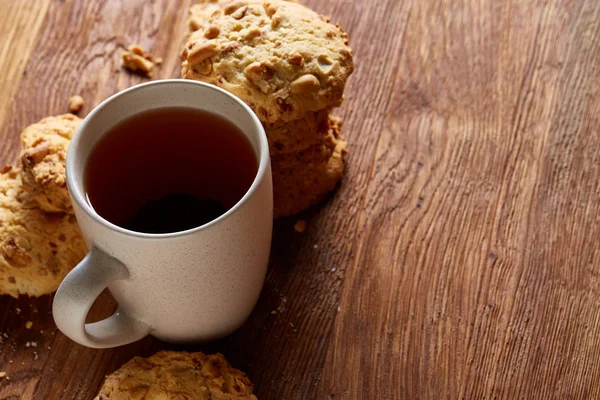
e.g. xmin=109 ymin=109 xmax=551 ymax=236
xmin=0 ymin=165 xmax=86 ymax=298
xmin=182 ymin=0 xmax=354 ymax=123
xmin=95 ymin=351 xmax=258 ymax=400
xmin=19 ymin=114 xmax=81 ymax=214
xmin=272 ymin=116 xmax=347 ymax=217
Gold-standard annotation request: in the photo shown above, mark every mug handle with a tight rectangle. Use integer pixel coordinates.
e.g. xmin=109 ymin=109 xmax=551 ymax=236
xmin=52 ymin=247 xmax=151 ymax=348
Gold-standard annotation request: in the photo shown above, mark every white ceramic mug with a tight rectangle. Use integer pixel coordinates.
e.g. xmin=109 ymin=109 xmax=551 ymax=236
xmin=53 ymin=80 xmax=273 ymax=348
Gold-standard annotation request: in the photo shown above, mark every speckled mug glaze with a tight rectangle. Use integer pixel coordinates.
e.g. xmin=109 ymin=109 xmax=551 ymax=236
xmin=53 ymin=80 xmax=273 ymax=349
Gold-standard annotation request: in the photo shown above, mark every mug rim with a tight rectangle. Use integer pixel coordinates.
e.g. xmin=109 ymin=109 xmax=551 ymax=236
xmin=66 ymin=79 xmax=270 ymax=239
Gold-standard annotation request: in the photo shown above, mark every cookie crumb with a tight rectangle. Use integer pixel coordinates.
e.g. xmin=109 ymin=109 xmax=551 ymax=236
xmin=25 ymin=321 xmax=33 ymax=329
xmin=15 ymin=308 xmax=21 ymax=315
xmin=337 ymin=306 xmax=341 ymax=312
xmin=68 ymin=95 xmax=84 ymax=113
xmin=122 ymin=51 xmax=154 ymax=77
xmin=294 ymin=220 xmax=307 ymax=233
xmin=25 ymin=341 xmax=30 ymax=347
xmin=122 ymin=44 xmax=161 ymax=77
xmin=271 ymin=310 xmax=277 ymax=315
xmin=8 ymin=360 xmax=13 ymax=364
xmin=31 ymin=341 xmax=37 ymax=347
xmin=277 ymin=296 xmax=287 ymax=313
xmin=33 ymin=352 xmax=38 ymax=360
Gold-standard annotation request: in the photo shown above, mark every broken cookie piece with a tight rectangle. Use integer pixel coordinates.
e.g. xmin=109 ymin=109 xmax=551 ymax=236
xmin=122 ymin=44 xmax=161 ymax=77
xmin=122 ymin=51 xmax=154 ymax=76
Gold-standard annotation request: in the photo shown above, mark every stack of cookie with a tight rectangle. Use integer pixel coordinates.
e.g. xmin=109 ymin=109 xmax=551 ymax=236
xmin=0 ymin=114 xmax=86 ymax=297
xmin=182 ymin=0 xmax=354 ymax=217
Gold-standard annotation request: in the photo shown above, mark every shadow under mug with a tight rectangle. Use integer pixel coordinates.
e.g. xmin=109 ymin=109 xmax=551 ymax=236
xmin=53 ymin=80 xmax=273 ymax=349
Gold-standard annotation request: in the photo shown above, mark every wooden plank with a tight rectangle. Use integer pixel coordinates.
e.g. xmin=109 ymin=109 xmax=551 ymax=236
xmin=490 ymin=2 xmax=600 ymax=397
xmin=1 ymin=0 xmax=600 ymax=399
xmin=323 ymin=0 xmax=600 ymax=398
xmin=0 ymin=0 xmax=51 ymax=163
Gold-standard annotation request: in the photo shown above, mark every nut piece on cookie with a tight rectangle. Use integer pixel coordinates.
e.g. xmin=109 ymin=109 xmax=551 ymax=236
xmin=19 ymin=114 xmax=81 ymax=214
xmin=0 ymin=166 xmax=86 ymax=298
xmin=187 ymin=41 xmax=221 ymax=67
xmin=94 ymin=351 xmax=258 ymax=400
xmin=67 ymin=95 xmax=84 ymax=113
xmin=290 ymin=74 xmax=321 ymax=94
xmin=182 ymin=0 xmax=354 ymax=123
xmin=272 ymin=116 xmax=347 ymax=218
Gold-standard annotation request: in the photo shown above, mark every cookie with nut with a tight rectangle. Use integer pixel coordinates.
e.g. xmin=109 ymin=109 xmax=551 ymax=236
xmin=181 ymin=0 xmax=354 ymax=217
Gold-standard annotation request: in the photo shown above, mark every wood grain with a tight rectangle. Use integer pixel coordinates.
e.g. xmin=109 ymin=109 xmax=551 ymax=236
xmin=1 ymin=0 xmax=600 ymax=399
xmin=0 ymin=0 xmax=51 ymax=163
xmin=323 ymin=0 xmax=600 ymax=399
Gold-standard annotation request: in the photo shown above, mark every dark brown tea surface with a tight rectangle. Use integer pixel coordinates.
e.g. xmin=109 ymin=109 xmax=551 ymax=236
xmin=84 ymin=107 xmax=258 ymax=234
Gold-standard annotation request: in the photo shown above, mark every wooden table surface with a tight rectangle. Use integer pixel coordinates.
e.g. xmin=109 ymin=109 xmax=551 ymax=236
xmin=1 ymin=0 xmax=600 ymax=398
